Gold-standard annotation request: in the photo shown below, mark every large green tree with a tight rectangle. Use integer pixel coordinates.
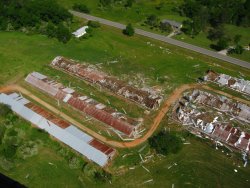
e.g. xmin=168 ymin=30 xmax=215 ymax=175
xmin=148 ymin=131 xmax=182 ymax=155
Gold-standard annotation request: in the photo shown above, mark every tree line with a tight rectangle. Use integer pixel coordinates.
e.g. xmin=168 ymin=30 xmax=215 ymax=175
xmin=179 ymin=0 xmax=250 ymax=53
xmin=0 ymin=0 xmax=73 ymax=43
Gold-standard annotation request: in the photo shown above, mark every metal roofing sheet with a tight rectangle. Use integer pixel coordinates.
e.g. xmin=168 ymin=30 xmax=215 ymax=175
xmin=31 ymin=72 xmax=47 ymax=80
xmin=0 ymin=93 xmax=110 ymax=167
xmin=8 ymin=92 xmax=19 ymax=99
xmin=63 ymin=94 xmax=72 ymax=103
xmin=64 ymin=125 xmax=93 ymax=143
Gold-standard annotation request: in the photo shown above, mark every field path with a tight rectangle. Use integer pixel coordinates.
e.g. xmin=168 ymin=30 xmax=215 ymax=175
xmin=1 ymin=84 xmax=249 ymax=148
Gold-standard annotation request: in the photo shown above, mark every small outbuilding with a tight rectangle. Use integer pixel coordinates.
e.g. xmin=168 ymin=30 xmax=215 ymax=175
xmin=72 ymin=26 xmax=89 ymax=38
xmin=161 ymin=19 xmax=182 ymax=30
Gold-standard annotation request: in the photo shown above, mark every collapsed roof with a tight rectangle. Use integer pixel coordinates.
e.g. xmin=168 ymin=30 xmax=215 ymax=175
xmin=204 ymin=70 xmax=250 ymax=96
xmin=176 ymin=103 xmax=250 ymax=154
xmin=189 ymin=90 xmax=250 ymax=123
xmin=51 ymin=56 xmax=163 ymax=109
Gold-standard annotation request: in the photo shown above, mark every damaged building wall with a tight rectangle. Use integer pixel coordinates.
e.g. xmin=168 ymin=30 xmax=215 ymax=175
xmin=51 ymin=56 xmax=163 ymax=109
xmin=174 ymin=91 xmax=250 ymax=154
xmin=188 ymin=90 xmax=250 ymax=123
xmin=204 ymin=70 xmax=250 ymax=96
xmin=25 ymin=72 xmax=141 ymax=137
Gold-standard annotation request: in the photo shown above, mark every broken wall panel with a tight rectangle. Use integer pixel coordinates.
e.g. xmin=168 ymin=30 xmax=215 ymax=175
xmin=175 ymin=94 xmax=250 ymax=154
xmin=25 ymin=72 xmax=139 ymax=137
xmin=189 ymin=90 xmax=250 ymax=123
xmin=204 ymin=70 xmax=250 ymax=96
xmin=51 ymin=56 xmax=163 ymax=109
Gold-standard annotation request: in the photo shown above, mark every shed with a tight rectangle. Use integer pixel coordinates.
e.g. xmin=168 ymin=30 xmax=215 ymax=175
xmin=72 ymin=26 xmax=89 ymax=38
xmin=161 ymin=19 xmax=182 ymax=29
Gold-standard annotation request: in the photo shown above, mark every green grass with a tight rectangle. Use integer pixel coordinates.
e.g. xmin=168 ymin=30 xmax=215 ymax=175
xmin=114 ymin=137 xmax=250 ymax=188
xmin=1 ymin=17 xmax=250 ymax=187
xmin=58 ymin=0 xmax=185 ymax=35
xmin=174 ymin=24 xmax=250 ymax=62
xmin=56 ymin=0 xmax=250 ymax=62
xmin=0 ymin=115 xmax=98 ymax=188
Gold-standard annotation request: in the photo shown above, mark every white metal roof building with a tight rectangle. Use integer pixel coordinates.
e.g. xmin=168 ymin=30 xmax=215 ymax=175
xmin=0 ymin=92 xmax=115 ymax=167
xmin=72 ymin=26 xmax=89 ymax=38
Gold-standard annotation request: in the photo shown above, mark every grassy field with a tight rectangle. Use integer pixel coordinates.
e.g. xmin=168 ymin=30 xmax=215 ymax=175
xmin=174 ymin=25 xmax=250 ymax=62
xmin=0 ymin=16 xmax=250 ymax=187
xmin=56 ymin=0 xmax=250 ymax=62
xmin=1 ymin=112 xmax=250 ymax=188
xmin=0 ymin=113 xmax=98 ymax=187
xmin=58 ymin=0 xmax=184 ymax=24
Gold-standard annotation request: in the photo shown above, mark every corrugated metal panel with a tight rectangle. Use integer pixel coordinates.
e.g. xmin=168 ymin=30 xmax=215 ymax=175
xmin=8 ymin=92 xmax=19 ymax=99
xmin=64 ymin=125 xmax=93 ymax=143
xmin=31 ymin=72 xmax=47 ymax=80
xmin=25 ymin=72 xmax=136 ymax=136
xmin=25 ymin=74 xmax=59 ymax=96
xmin=0 ymin=93 xmax=110 ymax=167
xmin=18 ymin=98 xmax=30 ymax=105
xmin=63 ymin=94 xmax=72 ymax=103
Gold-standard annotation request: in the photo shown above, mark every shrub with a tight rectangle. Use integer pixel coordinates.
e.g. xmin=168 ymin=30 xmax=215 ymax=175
xmin=123 ymin=23 xmax=134 ymax=36
xmin=93 ymin=170 xmax=112 ymax=183
xmin=73 ymin=3 xmax=90 ymax=14
xmin=56 ymin=23 xmax=71 ymax=43
xmin=0 ymin=103 xmax=12 ymax=117
xmin=17 ymin=141 xmax=38 ymax=159
xmin=87 ymin=21 xmax=101 ymax=28
xmin=148 ymin=131 xmax=182 ymax=155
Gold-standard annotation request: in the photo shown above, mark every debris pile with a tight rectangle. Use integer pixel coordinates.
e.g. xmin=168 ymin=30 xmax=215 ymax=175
xmin=174 ymin=90 xmax=250 ymax=154
xmin=204 ymin=70 xmax=250 ymax=96
xmin=188 ymin=90 xmax=250 ymax=123
xmin=0 ymin=92 xmax=115 ymax=167
xmin=51 ymin=56 xmax=163 ymax=109
xmin=25 ymin=72 xmax=141 ymax=137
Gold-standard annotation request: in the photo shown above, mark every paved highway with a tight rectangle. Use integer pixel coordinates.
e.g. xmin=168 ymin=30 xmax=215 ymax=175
xmin=70 ymin=10 xmax=250 ymax=69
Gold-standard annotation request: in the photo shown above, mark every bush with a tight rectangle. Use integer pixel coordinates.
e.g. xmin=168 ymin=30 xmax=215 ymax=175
xmin=148 ymin=131 xmax=182 ymax=155
xmin=0 ymin=103 xmax=12 ymax=117
xmin=17 ymin=141 xmax=38 ymax=159
xmin=159 ymin=22 xmax=172 ymax=33
xmin=123 ymin=23 xmax=134 ymax=36
xmin=46 ymin=22 xmax=57 ymax=38
xmin=145 ymin=14 xmax=159 ymax=27
xmin=93 ymin=170 xmax=112 ymax=183
xmin=211 ymin=36 xmax=230 ymax=51
xmin=87 ymin=21 xmax=101 ymax=28
xmin=56 ymin=23 xmax=71 ymax=43
xmin=68 ymin=156 xmax=82 ymax=169
xmin=228 ymin=45 xmax=244 ymax=55
xmin=73 ymin=3 xmax=90 ymax=14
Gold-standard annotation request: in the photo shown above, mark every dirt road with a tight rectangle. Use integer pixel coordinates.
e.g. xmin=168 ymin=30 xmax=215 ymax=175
xmin=1 ymin=84 xmax=249 ymax=148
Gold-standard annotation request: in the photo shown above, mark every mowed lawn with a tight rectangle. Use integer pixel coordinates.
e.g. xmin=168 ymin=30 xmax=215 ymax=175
xmin=56 ymin=0 xmax=250 ymax=62
xmin=0 ymin=23 xmax=250 ymax=187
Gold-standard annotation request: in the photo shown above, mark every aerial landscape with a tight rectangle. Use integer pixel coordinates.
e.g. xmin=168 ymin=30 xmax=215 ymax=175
xmin=0 ymin=0 xmax=250 ymax=187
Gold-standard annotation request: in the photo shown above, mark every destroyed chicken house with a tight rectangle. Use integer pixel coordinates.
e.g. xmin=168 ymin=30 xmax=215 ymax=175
xmin=50 ymin=56 xmax=163 ymax=109
xmin=188 ymin=90 xmax=250 ymax=123
xmin=0 ymin=92 xmax=115 ymax=167
xmin=174 ymin=90 xmax=250 ymax=154
xmin=25 ymin=72 xmax=140 ymax=137
xmin=204 ymin=70 xmax=250 ymax=96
